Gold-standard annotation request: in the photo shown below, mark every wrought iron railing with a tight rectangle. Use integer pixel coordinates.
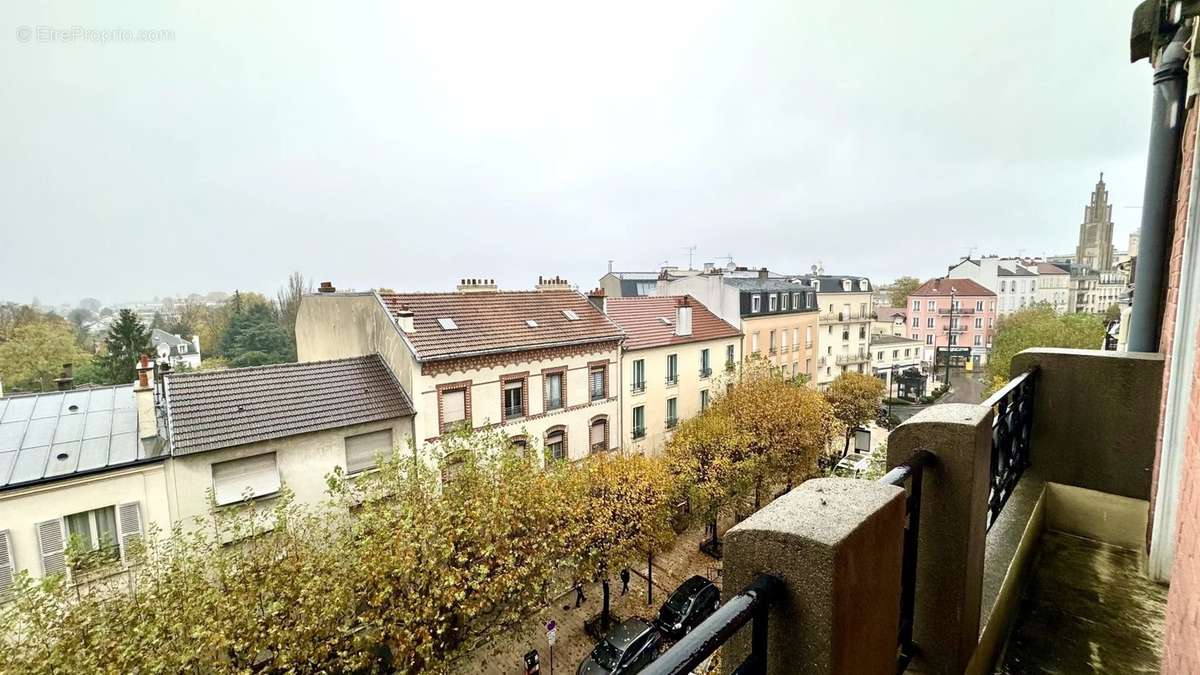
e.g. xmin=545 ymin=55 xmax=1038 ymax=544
xmin=699 ymin=367 xmax=712 ymax=379
xmin=665 ymin=374 xmax=679 ymax=386
xmin=630 ymin=380 xmax=646 ymax=394
xmin=641 ymin=574 xmax=783 ymax=675
xmin=502 ymin=403 xmax=524 ymax=419
xmin=879 ymin=450 xmax=933 ymax=673
xmin=982 ymin=367 xmax=1037 ymax=531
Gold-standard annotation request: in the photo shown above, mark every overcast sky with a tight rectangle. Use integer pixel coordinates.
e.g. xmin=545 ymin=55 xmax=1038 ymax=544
xmin=1 ymin=1 xmax=1152 ymax=306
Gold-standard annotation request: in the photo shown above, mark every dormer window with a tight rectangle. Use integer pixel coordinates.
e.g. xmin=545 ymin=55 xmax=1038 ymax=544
xmin=858 ymin=280 xmax=868 ymax=291
xmin=842 ymin=280 xmax=851 ymax=291
xmin=811 ymin=279 xmax=821 ymax=291
xmin=437 ymin=318 xmax=458 ymax=330
xmin=562 ymin=309 xmax=580 ymax=321
xmin=751 ymin=295 xmax=761 ymax=313
xmin=769 ymin=294 xmax=778 ymax=311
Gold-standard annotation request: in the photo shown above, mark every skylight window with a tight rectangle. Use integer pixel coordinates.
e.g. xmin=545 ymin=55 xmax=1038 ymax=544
xmin=562 ymin=309 xmax=580 ymax=321
xmin=437 ymin=318 xmax=458 ymax=330
xmin=525 ymin=319 xmax=539 ymax=328
xmin=658 ymin=317 xmax=672 ymax=325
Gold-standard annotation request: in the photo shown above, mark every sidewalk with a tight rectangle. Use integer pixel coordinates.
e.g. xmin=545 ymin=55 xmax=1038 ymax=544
xmin=452 ymin=526 xmax=719 ymax=674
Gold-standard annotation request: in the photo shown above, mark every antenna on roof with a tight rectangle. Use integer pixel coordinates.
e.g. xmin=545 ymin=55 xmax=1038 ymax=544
xmin=682 ymin=245 xmax=697 ymax=270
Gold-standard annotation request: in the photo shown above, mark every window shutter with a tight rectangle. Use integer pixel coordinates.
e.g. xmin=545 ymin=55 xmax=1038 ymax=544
xmin=590 ymin=421 xmax=605 ymax=447
xmin=441 ymin=390 xmax=466 ymax=426
xmin=36 ymin=519 xmax=66 ymax=577
xmin=212 ymin=453 xmax=281 ymax=506
xmin=116 ymin=502 xmax=143 ymax=564
xmin=345 ymin=429 xmax=394 ymax=474
xmin=0 ymin=530 xmax=13 ymax=601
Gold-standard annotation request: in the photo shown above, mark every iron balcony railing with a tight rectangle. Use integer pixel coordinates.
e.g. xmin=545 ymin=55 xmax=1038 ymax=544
xmin=665 ymin=374 xmax=679 ymax=386
xmin=982 ymin=367 xmax=1037 ymax=531
xmin=503 ymin=403 xmax=524 ymax=419
xmin=665 ymin=417 xmax=678 ymax=429
xmin=641 ymin=575 xmax=782 ymax=675
xmin=820 ymin=311 xmax=870 ymax=323
xmin=835 ymin=352 xmax=871 ymax=365
xmin=632 ymin=426 xmax=646 ymax=440
xmin=631 ymin=380 xmax=647 ymax=394
xmin=937 ymin=307 xmax=975 ymax=315
xmin=880 ymin=450 xmax=934 ymax=673
xmin=699 ymin=367 xmax=712 ymax=379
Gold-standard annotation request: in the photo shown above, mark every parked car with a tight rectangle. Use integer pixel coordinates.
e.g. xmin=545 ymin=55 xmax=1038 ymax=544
xmin=655 ymin=575 xmax=720 ymax=639
xmin=577 ymin=618 xmax=664 ymax=675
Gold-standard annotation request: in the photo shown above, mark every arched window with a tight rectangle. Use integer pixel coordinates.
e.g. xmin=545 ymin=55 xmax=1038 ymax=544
xmin=589 ymin=416 xmax=609 ymax=452
xmin=545 ymin=426 xmax=567 ymax=461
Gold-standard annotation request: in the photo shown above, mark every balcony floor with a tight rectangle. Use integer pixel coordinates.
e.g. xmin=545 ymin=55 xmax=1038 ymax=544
xmin=996 ymin=531 xmax=1167 ymax=674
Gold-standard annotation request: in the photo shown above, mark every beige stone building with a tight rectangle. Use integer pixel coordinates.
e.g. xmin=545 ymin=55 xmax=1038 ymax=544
xmin=296 ymin=277 xmax=625 ymax=461
xmin=604 ymin=295 xmax=741 ymax=454
xmin=805 ymin=275 xmax=876 ymax=388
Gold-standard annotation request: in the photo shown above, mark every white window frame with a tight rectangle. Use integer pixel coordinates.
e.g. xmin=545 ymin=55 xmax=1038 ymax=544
xmin=751 ymin=295 xmax=761 ymax=313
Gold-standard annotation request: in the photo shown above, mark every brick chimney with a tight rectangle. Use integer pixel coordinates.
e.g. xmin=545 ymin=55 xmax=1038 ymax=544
xmin=134 ymin=355 xmax=158 ymax=442
xmin=318 ymin=281 xmax=336 ymax=293
xmin=54 ymin=363 xmax=74 ymax=391
xmin=675 ymin=296 xmax=693 ymax=337
xmin=587 ymin=288 xmax=607 ymax=314
xmin=535 ymin=275 xmax=571 ymax=291
xmin=394 ymin=305 xmax=415 ymax=333
xmin=457 ymin=278 xmax=498 ymax=293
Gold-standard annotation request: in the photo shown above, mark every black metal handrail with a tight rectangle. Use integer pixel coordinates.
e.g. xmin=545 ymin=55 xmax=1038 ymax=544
xmin=879 ymin=449 xmax=934 ymax=674
xmin=642 ymin=574 xmax=783 ymax=675
xmin=982 ymin=367 xmax=1037 ymax=531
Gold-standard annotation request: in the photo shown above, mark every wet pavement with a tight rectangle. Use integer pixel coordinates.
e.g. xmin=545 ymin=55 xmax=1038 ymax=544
xmin=889 ymin=369 xmax=988 ymax=423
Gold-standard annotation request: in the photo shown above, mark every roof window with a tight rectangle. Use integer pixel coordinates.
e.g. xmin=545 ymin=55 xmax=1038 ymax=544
xmin=658 ymin=317 xmax=673 ymax=325
xmin=525 ymin=319 xmax=539 ymax=328
xmin=437 ymin=318 xmax=458 ymax=330
xmin=562 ymin=309 xmax=580 ymax=321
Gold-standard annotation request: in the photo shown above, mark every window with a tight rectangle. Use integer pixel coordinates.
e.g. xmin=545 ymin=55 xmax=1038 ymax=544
xmin=793 ymin=292 xmax=801 ymax=308
xmin=700 ymin=389 xmax=710 ymax=411
xmin=904 ymin=348 xmax=910 ymax=357
xmin=726 ymin=344 xmax=735 ymax=367
xmin=793 ymin=328 xmax=799 ymax=349
xmin=751 ymin=295 xmax=761 ymax=313
xmin=769 ymin=294 xmax=778 ymax=311
xmin=440 ymin=387 xmax=468 ymax=432
xmin=912 ymin=300 xmax=920 ymax=311
xmin=590 ymin=365 xmax=607 ymax=401
xmin=842 ymin=329 xmax=849 ymax=341
xmin=769 ymin=331 xmax=777 ymax=353
xmin=65 ymin=506 xmax=119 ymax=563
xmin=927 ymin=317 xmax=935 ymax=328
xmin=927 ymin=301 xmax=935 ymax=310
xmin=666 ymin=354 xmax=678 ymax=384
xmin=912 ymin=317 xmax=919 ymax=328
xmin=666 ymin=397 xmax=678 ymax=428
xmin=912 ymin=333 xmax=919 ymax=340
xmin=590 ymin=419 xmax=608 ymax=452
xmin=976 ymin=300 xmax=984 ymax=311
xmin=700 ymin=349 xmax=711 ymax=377
xmin=751 ymin=333 xmax=759 ymax=353
xmin=781 ymin=330 xmax=788 ymax=350
xmin=633 ymin=406 xmax=646 ymax=439
xmin=502 ymin=378 xmax=525 ymax=419
xmin=805 ymin=326 xmax=813 ymax=347
xmin=547 ymin=428 xmax=567 ymax=460
xmin=212 ymin=453 xmax=281 ymax=506
xmin=1000 ymin=281 xmax=1007 ymax=293
xmin=345 ymin=429 xmax=393 ymax=474
xmin=177 ymin=344 xmax=187 ymax=354
xmin=781 ymin=293 xmax=789 ymax=311
xmin=974 ymin=317 xmax=983 ymax=329
xmin=562 ymin=309 xmax=580 ymax=320
xmin=974 ymin=335 xmax=982 ymax=346
xmin=860 ymin=303 xmax=867 ymax=316
xmin=877 ymin=351 xmax=884 ymax=360
xmin=892 ymin=350 xmax=899 ymax=359
xmin=949 ymin=334 xmax=958 ymax=346
xmin=805 ymin=358 xmax=811 ymax=373
xmin=437 ymin=317 xmax=458 ymax=330
xmin=545 ymin=370 xmax=564 ymax=409
xmin=926 ymin=335 xmax=934 ymax=345
xmin=632 ymin=359 xmax=646 ymax=391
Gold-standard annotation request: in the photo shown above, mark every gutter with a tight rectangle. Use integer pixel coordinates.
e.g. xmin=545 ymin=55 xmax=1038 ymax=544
xmin=1129 ymin=22 xmax=1192 ymax=352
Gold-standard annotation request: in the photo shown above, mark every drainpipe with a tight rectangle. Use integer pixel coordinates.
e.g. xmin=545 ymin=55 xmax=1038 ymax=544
xmin=1129 ymin=23 xmax=1191 ymax=352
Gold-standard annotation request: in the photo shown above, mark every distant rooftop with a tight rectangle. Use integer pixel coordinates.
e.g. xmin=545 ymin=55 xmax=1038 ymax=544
xmin=870 ymin=334 xmax=921 ymax=346
xmin=606 ymin=296 xmax=741 ymax=351
xmin=0 ymin=385 xmax=163 ymax=492
xmin=910 ymin=278 xmax=995 ymax=297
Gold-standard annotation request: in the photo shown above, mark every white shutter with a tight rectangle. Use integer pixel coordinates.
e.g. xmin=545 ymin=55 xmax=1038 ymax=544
xmin=36 ymin=519 xmax=66 ymax=577
xmin=116 ymin=502 xmax=143 ymax=564
xmin=0 ymin=530 xmax=13 ymax=601
xmin=345 ymin=429 xmax=393 ymax=474
xmin=441 ymin=390 xmax=466 ymax=426
xmin=212 ymin=453 xmax=281 ymax=506
xmin=590 ymin=421 xmax=605 ymax=448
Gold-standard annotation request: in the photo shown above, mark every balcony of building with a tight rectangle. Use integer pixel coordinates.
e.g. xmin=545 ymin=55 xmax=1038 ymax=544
xmin=835 ymin=351 xmax=871 ymax=365
xmin=645 ymin=348 xmax=1172 ymax=675
xmin=938 ymin=307 xmax=975 ymax=315
xmin=820 ymin=311 xmax=871 ymax=324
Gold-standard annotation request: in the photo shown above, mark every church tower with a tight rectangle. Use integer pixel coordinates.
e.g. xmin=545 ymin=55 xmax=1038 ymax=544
xmin=1075 ymin=173 xmax=1115 ymax=270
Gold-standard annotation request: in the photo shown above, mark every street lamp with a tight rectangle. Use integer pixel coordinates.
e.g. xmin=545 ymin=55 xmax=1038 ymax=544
xmin=944 ymin=288 xmax=957 ymax=385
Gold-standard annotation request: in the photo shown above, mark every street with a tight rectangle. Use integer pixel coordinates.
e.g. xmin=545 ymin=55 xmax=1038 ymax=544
xmin=890 ymin=368 xmax=989 ymax=423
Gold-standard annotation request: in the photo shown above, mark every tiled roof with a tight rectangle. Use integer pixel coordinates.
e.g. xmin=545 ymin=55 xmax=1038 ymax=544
xmin=0 ymin=385 xmax=163 ymax=492
xmin=605 ymin=296 xmax=742 ymax=351
xmin=870 ymin=334 xmax=921 ymax=346
xmin=876 ymin=307 xmax=907 ymax=321
xmin=377 ymin=290 xmax=624 ymax=361
xmin=910 ymin=278 xmax=995 ymax=297
xmin=163 ymin=355 xmax=413 ymax=455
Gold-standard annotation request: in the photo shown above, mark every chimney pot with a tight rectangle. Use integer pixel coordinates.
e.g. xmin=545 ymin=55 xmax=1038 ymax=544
xmin=318 ymin=281 xmax=336 ymax=293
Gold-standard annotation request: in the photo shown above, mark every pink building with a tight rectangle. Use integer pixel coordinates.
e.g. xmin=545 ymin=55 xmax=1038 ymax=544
xmin=906 ymin=278 xmax=997 ymax=369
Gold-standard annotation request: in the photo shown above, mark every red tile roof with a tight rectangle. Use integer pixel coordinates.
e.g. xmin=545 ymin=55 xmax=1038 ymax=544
xmin=605 ymin=296 xmax=741 ymax=351
xmin=910 ymin=278 xmax=995 ymax=297
xmin=378 ymin=290 xmax=624 ymax=361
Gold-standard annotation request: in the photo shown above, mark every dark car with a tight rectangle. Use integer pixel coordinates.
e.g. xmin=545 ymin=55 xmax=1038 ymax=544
xmin=655 ymin=575 xmax=720 ymax=638
xmin=577 ymin=618 xmax=664 ymax=675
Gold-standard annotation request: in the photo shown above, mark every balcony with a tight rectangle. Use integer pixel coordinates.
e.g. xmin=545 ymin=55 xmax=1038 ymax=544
xmin=943 ymin=325 xmax=967 ymax=334
xmin=665 ymin=417 xmax=678 ymax=429
xmin=665 ymin=374 xmax=679 ymax=387
xmin=632 ymin=426 xmax=646 ymax=440
xmin=630 ymin=380 xmax=646 ymax=394
xmin=819 ymin=311 xmax=869 ymax=324
xmin=502 ymin=403 xmax=524 ymax=419
xmin=699 ymin=367 xmax=712 ymax=379
xmin=938 ymin=307 xmax=976 ymax=315
xmin=835 ymin=352 xmax=870 ymax=365
xmin=647 ymin=349 xmax=1171 ymax=674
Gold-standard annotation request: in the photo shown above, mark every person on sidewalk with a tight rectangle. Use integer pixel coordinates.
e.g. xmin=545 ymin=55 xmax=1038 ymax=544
xmin=574 ymin=582 xmax=587 ymax=608
xmin=620 ymin=568 xmax=631 ymax=595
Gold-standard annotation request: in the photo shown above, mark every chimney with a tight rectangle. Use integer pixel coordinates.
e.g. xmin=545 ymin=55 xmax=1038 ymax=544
xmin=675 ymin=296 xmax=693 ymax=337
xmin=191 ymin=335 xmax=201 ymax=354
xmin=535 ymin=275 xmax=571 ymax=292
xmin=318 ymin=281 xmax=336 ymax=293
xmin=456 ymin=278 xmax=498 ymax=293
xmin=587 ymin=288 xmax=607 ymax=315
xmin=758 ymin=267 xmax=769 ymax=280
xmin=394 ymin=305 xmax=415 ymax=333
xmin=134 ymin=355 xmax=158 ymax=442
xmin=54 ymin=363 xmax=74 ymax=391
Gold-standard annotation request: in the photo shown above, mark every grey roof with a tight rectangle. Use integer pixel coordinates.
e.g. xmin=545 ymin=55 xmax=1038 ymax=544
xmin=870 ymin=334 xmax=921 ymax=346
xmin=723 ymin=278 xmax=813 ymax=292
xmin=997 ymin=267 xmax=1036 ymax=277
xmin=0 ymin=385 xmax=163 ymax=492
xmin=792 ymin=274 xmax=873 ymax=293
xmin=151 ymin=328 xmax=190 ymax=346
xmin=163 ymin=355 xmax=414 ymax=455
xmin=604 ymin=271 xmax=660 ymax=280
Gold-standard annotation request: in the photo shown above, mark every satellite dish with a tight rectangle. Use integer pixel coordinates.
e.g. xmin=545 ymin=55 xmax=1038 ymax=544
xmin=810 ymin=264 xmax=818 ymax=274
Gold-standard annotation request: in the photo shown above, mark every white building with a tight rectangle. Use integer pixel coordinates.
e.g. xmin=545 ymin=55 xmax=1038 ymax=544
xmin=946 ymin=257 xmax=1040 ymax=317
xmin=869 ymin=334 xmax=925 ymax=395
xmin=150 ymin=329 xmax=202 ymax=370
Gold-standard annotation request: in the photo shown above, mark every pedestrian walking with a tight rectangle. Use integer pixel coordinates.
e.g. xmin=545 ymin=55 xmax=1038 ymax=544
xmin=620 ymin=568 xmax=631 ymax=595
xmin=575 ymin=582 xmax=587 ymax=608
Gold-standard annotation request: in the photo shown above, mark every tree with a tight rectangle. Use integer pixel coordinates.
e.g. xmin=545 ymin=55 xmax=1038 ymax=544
xmin=99 ymin=309 xmax=151 ymax=384
xmin=0 ymin=320 xmax=91 ymax=391
xmin=78 ymin=297 xmax=102 ymax=313
xmin=986 ymin=306 xmax=1105 ymax=391
xmin=220 ymin=302 xmax=293 ymax=365
xmin=666 ymin=407 xmax=751 ymax=553
xmin=824 ymin=372 xmax=886 ymax=443
xmin=575 ymin=453 xmax=676 ymax=632
xmin=889 ymin=276 xmax=923 ymax=308
xmin=276 ymin=272 xmax=312 ymax=350
xmin=1104 ymin=303 xmax=1122 ymax=321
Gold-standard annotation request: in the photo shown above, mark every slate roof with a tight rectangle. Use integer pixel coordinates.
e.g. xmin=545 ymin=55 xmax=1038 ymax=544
xmin=998 ymin=266 xmax=1036 ymax=277
xmin=163 ymin=355 xmax=414 ymax=455
xmin=605 ymin=296 xmax=742 ymax=351
xmin=150 ymin=329 xmax=189 ymax=347
xmin=377 ymin=290 xmax=624 ymax=361
xmin=791 ymin=274 xmax=873 ymax=293
xmin=910 ymin=278 xmax=995 ymax=297
xmin=870 ymin=334 xmax=921 ymax=346
xmin=723 ymin=278 xmax=812 ymax=292
xmin=0 ymin=385 xmax=164 ymax=492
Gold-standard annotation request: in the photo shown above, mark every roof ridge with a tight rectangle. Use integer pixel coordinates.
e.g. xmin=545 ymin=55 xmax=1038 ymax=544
xmin=163 ymin=354 xmax=383 ymax=381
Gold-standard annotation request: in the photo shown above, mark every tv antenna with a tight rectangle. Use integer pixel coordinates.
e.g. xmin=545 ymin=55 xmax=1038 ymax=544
xmin=682 ymin=245 xmax=698 ymax=270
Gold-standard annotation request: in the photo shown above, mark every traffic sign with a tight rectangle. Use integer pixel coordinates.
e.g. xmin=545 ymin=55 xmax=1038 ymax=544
xmin=546 ymin=619 xmax=558 ymax=646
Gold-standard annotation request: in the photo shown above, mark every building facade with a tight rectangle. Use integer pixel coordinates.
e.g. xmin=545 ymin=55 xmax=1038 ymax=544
xmin=296 ymin=277 xmax=624 ymax=461
xmin=872 ymin=307 xmax=908 ymax=337
xmin=946 ymin=257 xmax=1039 ymax=317
xmin=869 ymin=334 xmax=925 ymax=394
xmin=906 ymin=278 xmax=996 ymax=368
xmin=1024 ymin=262 xmax=1071 ymax=313
xmin=604 ymin=295 xmax=741 ymax=454
xmin=150 ymin=329 xmax=201 ymax=370
xmin=804 ymin=275 xmax=875 ymax=387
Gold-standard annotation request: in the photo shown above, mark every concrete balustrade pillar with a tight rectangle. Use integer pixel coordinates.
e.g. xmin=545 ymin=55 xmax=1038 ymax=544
xmin=722 ymin=478 xmax=906 ymax=674
xmin=889 ymin=403 xmax=993 ymax=675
